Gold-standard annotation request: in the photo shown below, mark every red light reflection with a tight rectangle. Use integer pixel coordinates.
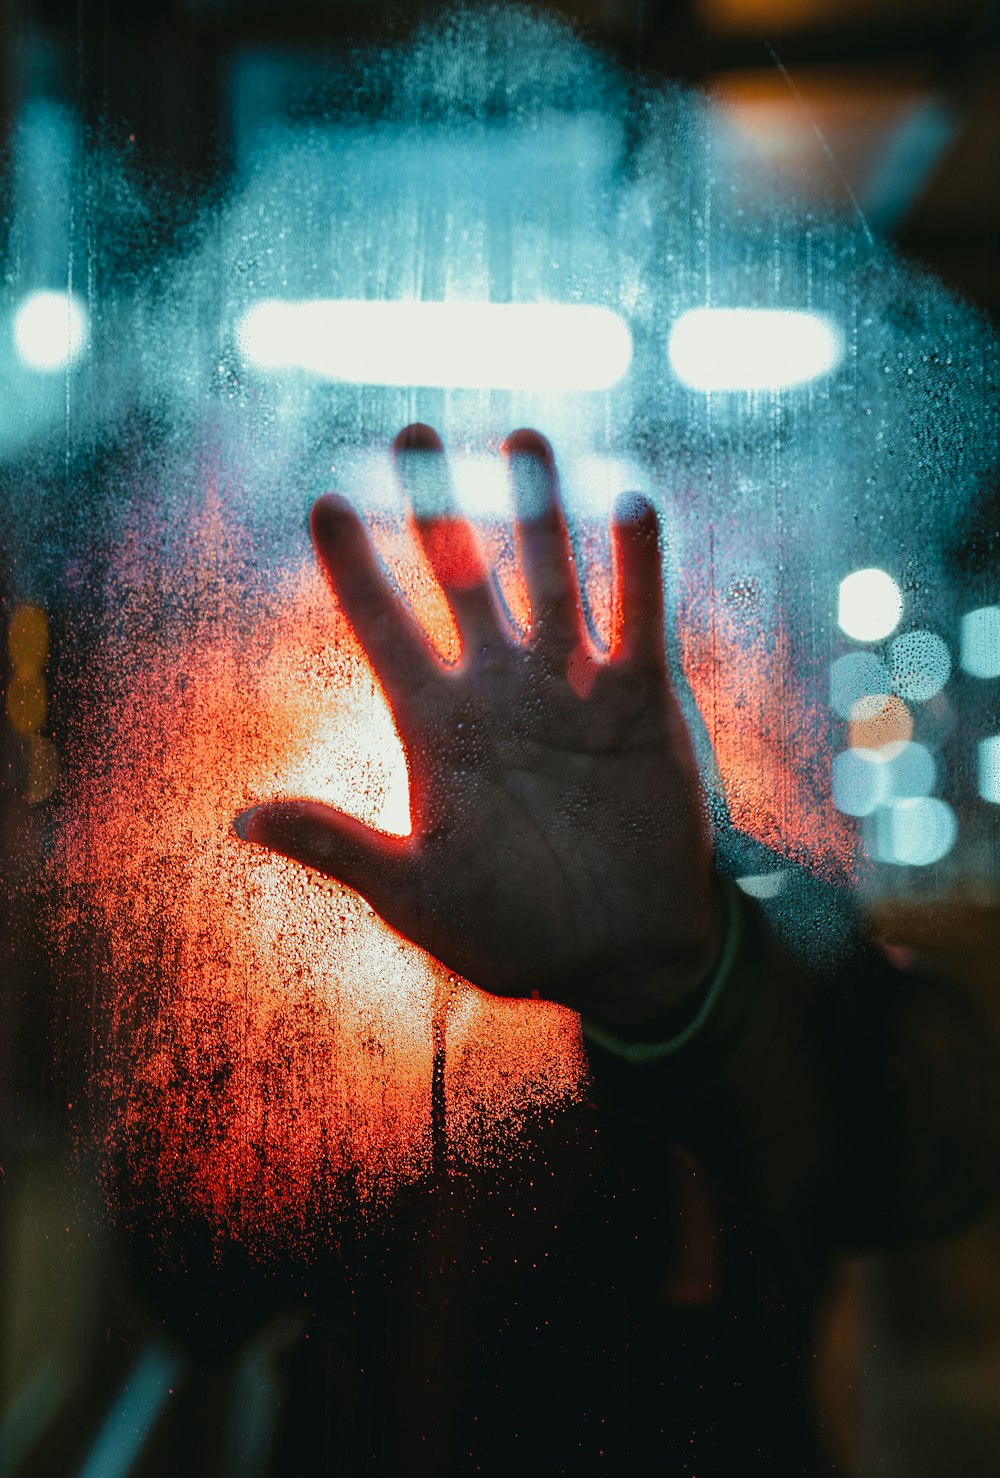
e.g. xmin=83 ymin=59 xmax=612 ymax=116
xmin=50 ymin=488 xmax=849 ymax=1250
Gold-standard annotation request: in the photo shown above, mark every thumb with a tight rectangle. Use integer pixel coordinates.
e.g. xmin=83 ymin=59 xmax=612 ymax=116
xmin=234 ymin=800 xmax=414 ymax=915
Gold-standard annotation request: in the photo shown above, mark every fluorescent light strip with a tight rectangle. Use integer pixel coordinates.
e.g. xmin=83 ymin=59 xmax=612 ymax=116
xmin=668 ymin=308 xmax=842 ymax=391
xmin=237 ymin=300 xmax=633 ymax=391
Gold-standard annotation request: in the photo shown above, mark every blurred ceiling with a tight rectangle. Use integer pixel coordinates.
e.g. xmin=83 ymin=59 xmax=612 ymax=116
xmin=1 ymin=0 xmax=997 ymax=316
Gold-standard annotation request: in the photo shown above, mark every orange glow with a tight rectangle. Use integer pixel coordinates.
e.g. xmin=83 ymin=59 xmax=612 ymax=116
xmin=848 ymin=694 xmax=913 ymax=751
xmin=417 ymin=515 xmax=486 ymax=591
xmin=50 ymin=488 xmax=853 ymax=1249
xmin=8 ymin=602 xmax=49 ymax=671
xmin=25 ymin=734 xmax=59 ymax=804
xmin=678 ymin=572 xmax=855 ymax=878
xmin=51 ymin=493 xmax=583 ymax=1249
xmin=7 ymin=673 xmax=46 ymax=734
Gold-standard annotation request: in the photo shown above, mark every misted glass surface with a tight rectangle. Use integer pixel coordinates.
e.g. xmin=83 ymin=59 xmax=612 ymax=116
xmin=1 ymin=5 xmax=997 ymax=1476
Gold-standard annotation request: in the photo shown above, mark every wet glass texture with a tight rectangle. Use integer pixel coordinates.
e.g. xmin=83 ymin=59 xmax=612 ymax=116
xmin=4 ymin=0 xmax=997 ymax=1234
xmin=1 ymin=6 xmax=998 ymax=1475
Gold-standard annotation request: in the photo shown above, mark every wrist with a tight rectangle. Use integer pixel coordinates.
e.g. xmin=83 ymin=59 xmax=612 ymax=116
xmin=580 ymin=880 xmax=727 ymax=1030
xmin=580 ymin=881 xmax=743 ymax=1062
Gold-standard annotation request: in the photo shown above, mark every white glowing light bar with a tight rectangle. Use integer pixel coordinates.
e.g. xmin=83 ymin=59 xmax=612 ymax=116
xmin=838 ymin=568 xmax=903 ymax=643
xmin=237 ymin=300 xmax=633 ymax=391
xmin=667 ymin=308 xmax=842 ymax=392
xmin=13 ymin=289 xmax=89 ymax=371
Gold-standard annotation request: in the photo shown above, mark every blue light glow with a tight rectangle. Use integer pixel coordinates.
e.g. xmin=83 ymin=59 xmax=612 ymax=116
xmin=13 ymin=289 xmax=88 ymax=371
xmin=837 ymin=568 xmax=903 ymax=642
xmin=833 ymin=740 xmax=938 ymax=820
xmin=960 ymin=606 xmax=1000 ymax=679
xmin=667 ymin=308 xmax=842 ymax=392
xmin=883 ymin=740 xmax=936 ymax=799
xmin=77 ymin=1342 xmax=183 ymax=1478
xmin=829 ymin=652 xmax=891 ymax=720
xmin=889 ymin=629 xmax=951 ymax=702
xmin=832 ymin=748 xmax=888 ymax=816
xmin=236 ymin=300 xmax=633 ymax=391
xmin=871 ymin=796 xmax=957 ymax=867
xmin=979 ymin=736 xmax=1000 ymax=805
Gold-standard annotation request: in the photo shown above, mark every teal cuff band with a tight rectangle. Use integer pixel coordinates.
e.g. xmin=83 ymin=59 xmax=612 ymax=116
xmin=579 ymin=880 xmax=744 ymax=1065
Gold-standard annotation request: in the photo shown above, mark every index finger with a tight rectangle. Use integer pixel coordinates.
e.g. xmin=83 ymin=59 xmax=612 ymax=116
xmin=311 ymin=493 xmax=443 ymax=711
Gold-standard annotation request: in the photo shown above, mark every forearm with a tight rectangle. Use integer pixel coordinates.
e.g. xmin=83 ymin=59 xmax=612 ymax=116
xmin=583 ymin=881 xmax=1000 ymax=1259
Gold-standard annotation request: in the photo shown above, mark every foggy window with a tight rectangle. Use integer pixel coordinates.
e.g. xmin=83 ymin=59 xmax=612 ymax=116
xmin=2 ymin=6 xmax=997 ymax=1475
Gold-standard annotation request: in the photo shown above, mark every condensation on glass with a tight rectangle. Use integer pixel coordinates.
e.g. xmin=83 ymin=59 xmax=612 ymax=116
xmin=1 ymin=9 xmax=997 ymax=1249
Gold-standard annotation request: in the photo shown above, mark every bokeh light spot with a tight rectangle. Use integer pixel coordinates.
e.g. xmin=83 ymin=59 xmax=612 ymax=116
xmin=848 ymin=693 xmax=912 ymax=751
xmin=13 ymin=289 xmax=89 ymax=371
xmin=829 ymin=651 xmax=890 ymax=719
xmin=7 ymin=673 xmax=46 ymax=735
xmin=8 ymin=603 xmax=49 ymax=672
xmin=838 ymin=568 xmax=903 ymax=642
xmin=736 ymin=871 xmax=788 ymax=899
xmin=832 ymin=748 xmax=888 ymax=817
xmin=25 ymin=734 xmax=60 ymax=804
xmin=979 ymin=736 xmax=1000 ymax=805
xmin=236 ymin=299 xmax=633 ymax=391
xmin=960 ymin=606 xmax=1000 ymax=679
xmin=882 ymin=740 xmax=936 ymax=799
xmin=889 ymin=629 xmax=951 ymax=702
xmin=871 ymin=796 xmax=957 ymax=866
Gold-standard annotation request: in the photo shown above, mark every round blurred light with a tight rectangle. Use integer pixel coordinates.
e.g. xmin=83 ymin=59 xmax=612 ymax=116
xmin=979 ymin=735 xmax=1000 ymax=805
xmin=883 ymin=740 xmax=936 ymax=799
xmin=829 ymin=652 xmax=890 ymax=720
xmin=6 ymin=674 xmax=46 ymax=735
xmin=872 ymin=796 xmax=956 ymax=867
xmin=838 ymin=568 xmax=903 ymax=642
xmin=848 ymin=693 xmax=912 ymax=752
xmin=8 ymin=603 xmax=49 ymax=673
xmin=833 ymin=747 xmax=888 ymax=817
xmin=960 ymin=606 xmax=1000 ymax=679
xmin=889 ymin=629 xmax=951 ymax=702
xmin=13 ymin=289 xmax=89 ymax=371
xmin=25 ymin=734 xmax=59 ymax=805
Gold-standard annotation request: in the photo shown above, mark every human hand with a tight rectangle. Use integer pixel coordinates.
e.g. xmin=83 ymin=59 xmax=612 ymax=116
xmin=236 ymin=425 xmax=723 ymax=1026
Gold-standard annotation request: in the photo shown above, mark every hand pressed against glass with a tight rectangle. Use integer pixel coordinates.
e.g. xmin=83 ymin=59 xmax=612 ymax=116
xmin=238 ymin=426 xmax=723 ymax=1026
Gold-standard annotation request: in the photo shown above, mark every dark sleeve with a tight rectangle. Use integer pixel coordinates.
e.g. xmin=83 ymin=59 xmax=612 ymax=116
xmin=583 ymin=871 xmax=1000 ymax=1261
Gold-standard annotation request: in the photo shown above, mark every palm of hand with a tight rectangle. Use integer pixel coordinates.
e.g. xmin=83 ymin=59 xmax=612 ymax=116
xmin=242 ymin=427 xmax=721 ymax=1025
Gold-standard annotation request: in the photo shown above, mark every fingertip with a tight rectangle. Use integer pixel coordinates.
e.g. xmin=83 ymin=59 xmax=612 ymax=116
xmin=613 ymin=491 xmax=656 ymax=527
xmin=232 ymin=805 xmax=260 ymax=842
xmin=502 ymin=427 xmax=554 ymax=464
xmin=233 ymin=800 xmax=302 ymax=849
xmin=393 ymin=422 xmax=444 ymax=456
xmin=310 ymin=493 xmax=362 ymax=555
xmin=311 ymin=490 xmax=353 ymax=527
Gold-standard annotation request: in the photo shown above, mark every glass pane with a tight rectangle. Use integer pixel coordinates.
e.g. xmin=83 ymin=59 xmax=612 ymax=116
xmin=2 ymin=6 xmax=997 ymax=1476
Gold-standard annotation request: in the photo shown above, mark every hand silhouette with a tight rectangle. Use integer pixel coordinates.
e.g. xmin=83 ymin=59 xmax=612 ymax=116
xmin=237 ymin=425 xmax=722 ymax=1026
